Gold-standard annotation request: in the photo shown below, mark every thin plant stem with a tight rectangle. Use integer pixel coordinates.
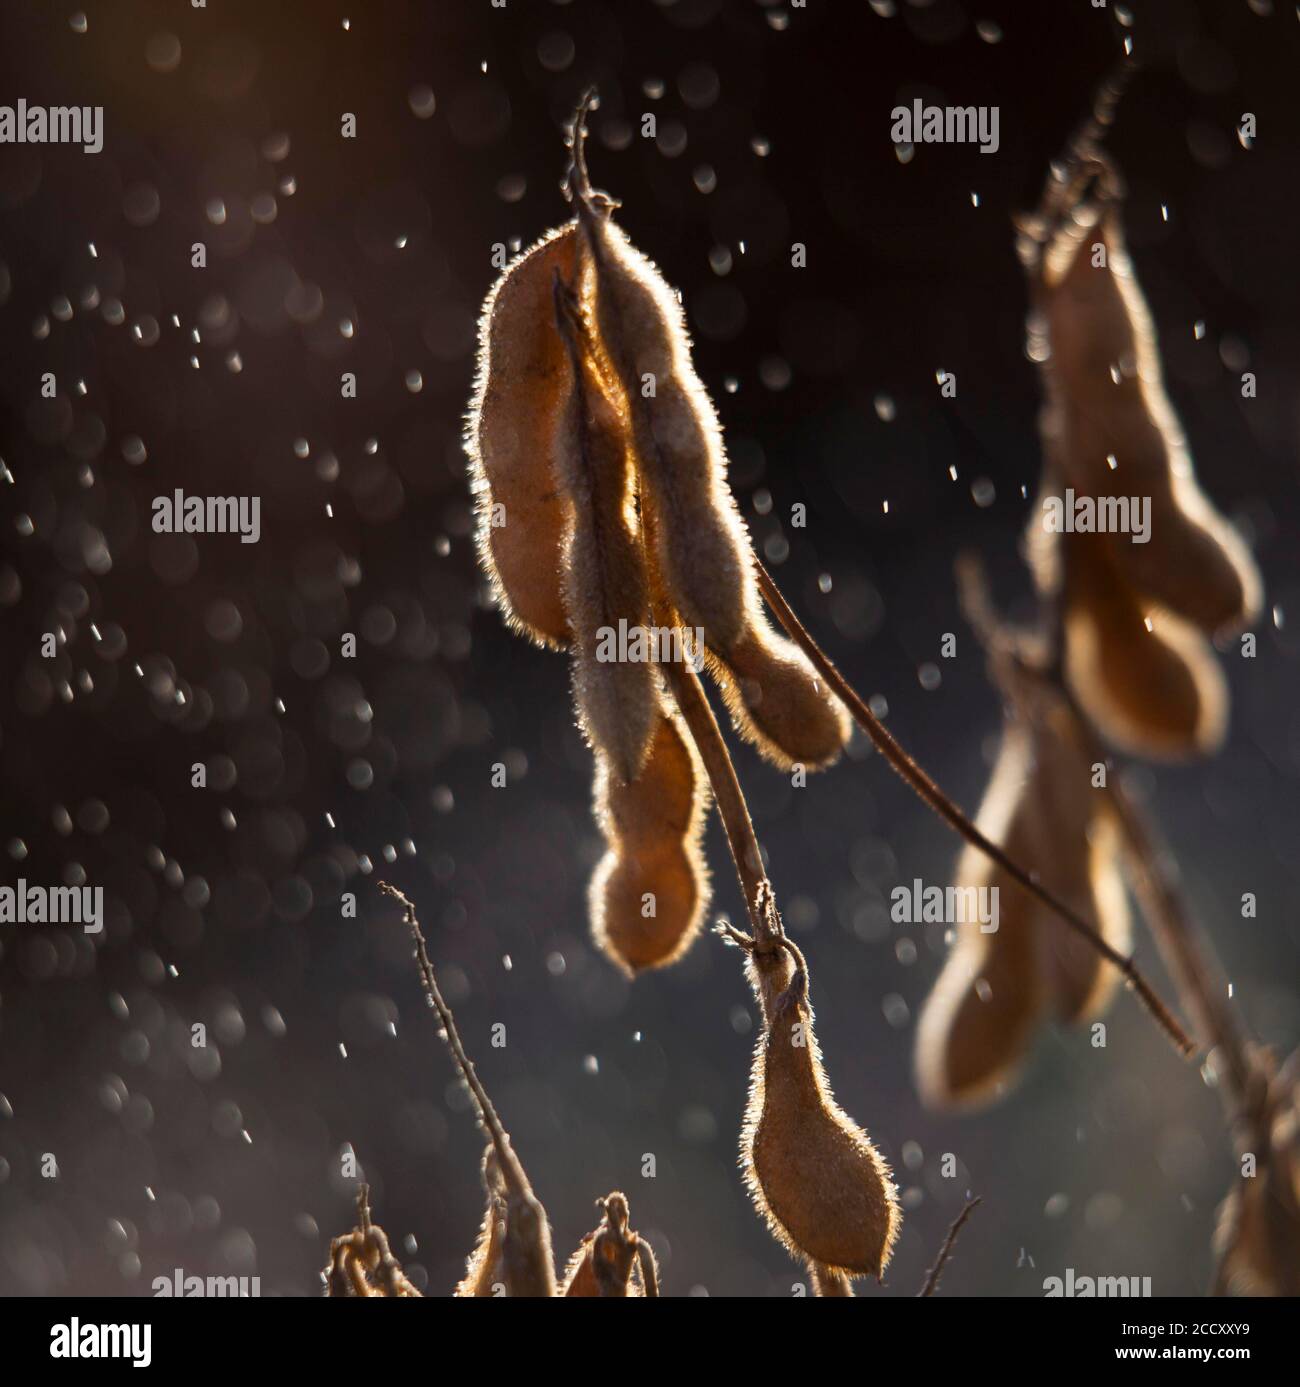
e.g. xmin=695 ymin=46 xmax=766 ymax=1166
xmin=658 ymin=652 xmax=780 ymax=949
xmin=756 ymin=557 xmax=1196 ymax=1060
xmin=918 ymin=1197 xmax=982 ymax=1297
xmin=377 ymin=881 xmax=533 ymax=1198
xmin=808 ymin=1262 xmax=854 ymax=1297
xmin=627 ymin=355 xmax=778 ymax=951
xmin=1100 ymin=778 xmax=1254 ymax=1107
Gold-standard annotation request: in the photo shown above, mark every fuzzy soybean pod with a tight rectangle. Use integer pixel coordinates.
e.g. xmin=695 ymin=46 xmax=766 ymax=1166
xmin=1020 ymin=700 xmax=1131 ymax=1026
xmin=914 ymin=723 xmax=1047 ymax=1110
xmin=573 ymin=200 xmax=849 ymax=770
xmin=742 ymin=931 xmax=900 ymax=1278
xmin=1033 ymin=154 xmax=1261 ymax=638
xmin=703 ymin=631 xmax=851 ymax=772
xmin=575 ymin=203 xmax=755 ymax=650
xmin=561 ymin=1192 xmax=659 ymax=1297
xmin=1062 ymin=528 xmax=1228 ymax=760
xmin=456 ymin=1147 xmax=507 ymax=1297
xmin=500 ymin=1179 xmax=557 ymax=1298
xmin=554 ymin=278 xmax=658 ymax=784
xmin=1041 ymin=813 xmax=1130 ymax=1026
xmin=915 ymin=696 xmax=1132 ymax=1110
xmin=467 ymin=223 xmax=579 ymax=649
xmin=589 ymin=710 xmax=710 ymax=974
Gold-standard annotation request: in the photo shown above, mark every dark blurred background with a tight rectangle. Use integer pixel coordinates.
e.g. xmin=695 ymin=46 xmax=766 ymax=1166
xmin=0 ymin=0 xmax=1297 ymax=1298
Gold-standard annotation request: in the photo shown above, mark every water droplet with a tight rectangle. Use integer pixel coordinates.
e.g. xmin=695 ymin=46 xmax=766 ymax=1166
xmin=409 ymin=84 xmax=436 ymax=119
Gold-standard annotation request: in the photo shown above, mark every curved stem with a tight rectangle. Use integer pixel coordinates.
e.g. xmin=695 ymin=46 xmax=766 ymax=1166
xmin=1101 ymin=781 xmax=1254 ymax=1106
xmin=658 ymin=654 xmax=779 ymax=949
xmin=918 ymin=1197 xmax=981 ymax=1297
xmin=378 ymin=881 xmax=535 ymax=1200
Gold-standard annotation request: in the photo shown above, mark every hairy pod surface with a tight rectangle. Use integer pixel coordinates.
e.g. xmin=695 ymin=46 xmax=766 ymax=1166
xmin=1031 ymin=161 xmax=1261 ymax=638
xmin=577 ymin=207 xmax=758 ymax=650
xmin=501 ymin=1183 xmax=557 ymax=1297
xmin=555 ymin=281 xmax=657 ymax=783
xmin=561 ymin=1192 xmax=656 ymax=1297
xmin=704 ymin=628 xmax=850 ymax=771
xmin=742 ymin=943 xmax=900 ymax=1277
xmin=1063 ymin=529 xmax=1227 ymax=760
xmin=456 ymin=1146 xmax=507 ymax=1297
xmin=565 ymin=180 xmax=847 ymax=784
xmin=808 ymin=1262 xmax=855 ymax=1296
xmin=468 ymin=224 xmax=578 ymax=648
xmin=589 ymin=711 xmax=710 ymax=973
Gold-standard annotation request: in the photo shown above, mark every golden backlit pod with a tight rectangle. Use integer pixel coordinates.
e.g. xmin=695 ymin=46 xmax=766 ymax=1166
xmin=914 ymin=724 xmax=1046 ymax=1110
xmin=1042 ymin=812 xmax=1130 ymax=1025
xmin=562 ymin=121 xmax=849 ymax=773
xmin=573 ymin=200 xmax=758 ymax=652
xmin=554 ymin=278 xmax=658 ymax=783
xmin=916 ymin=685 xmax=1133 ymax=1110
xmin=742 ymin=933 xmax=900 ymax=1278
xmin=704 ymin=628 xmax=851 ymax=772
xmin=1019 ymin=697 xmax=1131 ymax=1025
xmin=468 ymin=224 xmax=579 ymax=648
xmin=456 ymin=1147 xmax=507 ymax=1297
xmin=590 ymin=711 xmax=710 ymax=973
xmin=561 ymin=1192 xmax=659 ymax=1297
xmin=1062 ymin=529 xmax=1228 ymax=760
xmin=500 ymin=1181 xmax=557 ymax=1298
xmin=1026 ymin=150 xmax=1262 ymax=638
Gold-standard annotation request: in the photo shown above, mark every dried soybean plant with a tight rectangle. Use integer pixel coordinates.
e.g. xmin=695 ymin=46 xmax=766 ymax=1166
xmin=323 ymin=883 xmax=659 ymax=1298
xmin=561 ymin=1193 xmax=660 ymax=1297
xmin=469 ymin=91 xmax=899 ymax=1288
xmin=324 ymin=1184 xmax=422 ymax=1297
xmin=917 ymin=68 xmax=1299 ymax=1294
xmin=470 ymin=91 xmax=1189 ymax=1051
xmin=917 ymin=1197 xmax=983 ymax=1298
xmin=468 ymin=97 xmax=850 ymax=979
xmin=465 ymin=87 xmax=1205 ymax=1291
